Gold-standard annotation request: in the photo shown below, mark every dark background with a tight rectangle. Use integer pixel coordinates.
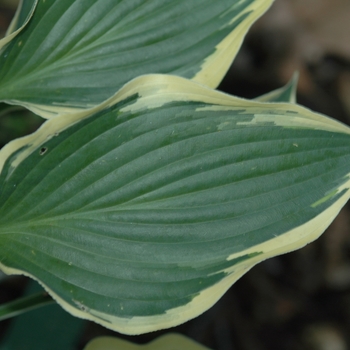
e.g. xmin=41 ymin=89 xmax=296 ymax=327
xmin=0 ymin=0 xmax=350 ymax=349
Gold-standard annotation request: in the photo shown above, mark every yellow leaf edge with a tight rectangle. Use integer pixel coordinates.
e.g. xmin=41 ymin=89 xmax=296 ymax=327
xmin=192 ymin=0 xmax=274 ymax=88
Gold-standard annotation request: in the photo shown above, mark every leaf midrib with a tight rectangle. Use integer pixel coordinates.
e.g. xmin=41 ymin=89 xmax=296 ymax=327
xmin=0 ymin=149 xmax=348 ymax=237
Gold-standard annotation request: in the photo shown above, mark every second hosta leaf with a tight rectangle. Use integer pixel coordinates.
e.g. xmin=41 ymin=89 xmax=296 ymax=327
xmin=0 ymin=75 xmax=350 ymax=334
xmin=0 ymin=0 xmax=273 ymax=118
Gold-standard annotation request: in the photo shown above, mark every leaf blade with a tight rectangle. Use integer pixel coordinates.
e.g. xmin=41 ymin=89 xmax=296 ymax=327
xmin=0 ymin=75 xmax=350 ymax=334
xmin=0 ymin=0 xmax=273 ymax=118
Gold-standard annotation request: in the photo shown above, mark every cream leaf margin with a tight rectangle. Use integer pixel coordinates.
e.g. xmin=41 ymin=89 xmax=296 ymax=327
xmin=192 ymin=0 xmax=274 ymax=88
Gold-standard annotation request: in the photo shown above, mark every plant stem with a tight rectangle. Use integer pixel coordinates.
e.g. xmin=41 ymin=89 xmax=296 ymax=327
xmin=0 ymin=291 xmax=54 ymax=321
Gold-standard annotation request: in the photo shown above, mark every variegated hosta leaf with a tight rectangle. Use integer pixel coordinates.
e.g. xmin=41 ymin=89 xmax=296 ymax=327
xmin=256 ymin=72 xmax=299 ymax=103
xmin=0 ymin=0 xmax=37 ymax=50
xmin=84 ymin=334 xmax=211 ymax=350
xmin=0 ymin=74 xmax=350 ymax=335
xmin=0 ymin=0 xmax=273 ymax=118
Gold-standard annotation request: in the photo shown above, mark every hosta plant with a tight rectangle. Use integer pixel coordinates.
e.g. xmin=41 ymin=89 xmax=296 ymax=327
xmin=0 ymin=0 xmax=349 ymax=344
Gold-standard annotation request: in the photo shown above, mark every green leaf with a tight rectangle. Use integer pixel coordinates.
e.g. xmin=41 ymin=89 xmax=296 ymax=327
xmin=84 ymin=334 xmax=211 ymax=350
xmin=0 ymin=0 xmax=37 ymax=51
xmin=0 ymin=74 xmax=350 ymax=335
xmin=0 ymin=0 xmax=273 ymax=118
xmin=256 ymin=72 xmax=299 ymax=103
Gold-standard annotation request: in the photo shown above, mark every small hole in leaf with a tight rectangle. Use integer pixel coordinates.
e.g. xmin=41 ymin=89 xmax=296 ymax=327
xmin=39 ymin=147 xmax=48 ymax=155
